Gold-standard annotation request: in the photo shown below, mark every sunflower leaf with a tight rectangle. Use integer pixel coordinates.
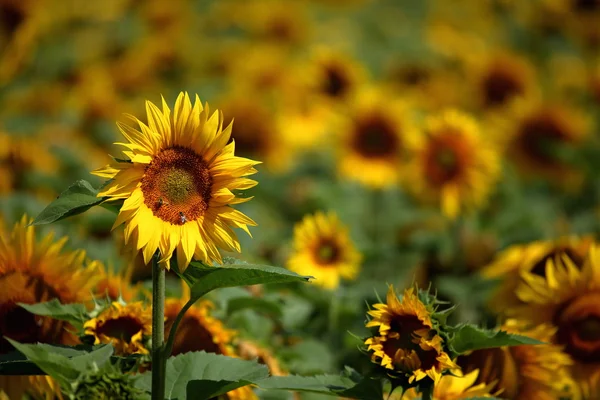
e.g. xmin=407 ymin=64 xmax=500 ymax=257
xmin=255 ymin=370 xmax=383 ymax=400
xmin=32 ymin=180 xmax=105 ymax=225
xmin=135 ymin=351 xmax=269 ymax=400
xmin=226 ymin=296 xmax=283 ymax=318
xmin=18 ymin=300 xmax=88 ymax=331
xmin=447 ymin=324 xmax=545 ymax=355
xmin=177 ymin=260 xmax=312 ymax=301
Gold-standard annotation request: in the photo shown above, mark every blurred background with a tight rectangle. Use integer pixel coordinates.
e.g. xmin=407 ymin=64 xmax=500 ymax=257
xmin=1 ymin=0 xmax=600 ymax=396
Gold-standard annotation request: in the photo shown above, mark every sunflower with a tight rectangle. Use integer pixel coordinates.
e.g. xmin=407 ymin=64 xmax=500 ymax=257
xmin=365 ymin=286 xmax=457 ymax=384
xmin=404 ymin=110 xmax=500 ymax=219
xmin=94 ymin=262 xmax=140 ymax=303
xmin=238 ymin=339 xmax=286 ymax=376
xmin=457 ymin=320 xmax=573 ymax=400
xmin=481 ymin=236 xmax=595 ymax=312
xmin=0 ymin=216 xmax=98 ymax=398
xmin=164 ymin=295 xmax=258 ymax=399
xmin=286 ymin=211 xmax=361 ymax=290
xmin=504 ymin=101 xmax=589 ymax=185
xmin=513 ymin=246 xmax=600 ymax=396
xmin=401 ymin=369 xmax=497 ymax=400
xmin=84 ymin=301 xmax=151 ymax=356
xmin=92 ymin=92 xmax=259 ymax=271
xmin=335 ymin=87 xmax=412 ymax=188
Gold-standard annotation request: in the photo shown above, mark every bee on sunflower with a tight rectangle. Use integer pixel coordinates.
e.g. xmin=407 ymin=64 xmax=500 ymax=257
xmin=92 ymin=92 xmax=259 ymax=271
xmin=286 ymin=211 xmax=361 ymax=290
xmin=364 ymin=286 xmax=457 ymax=387
xmin=512 ymin=245 xmax=600 ymax=398
xmin=403 ymin=109 xmax=500 ymax=219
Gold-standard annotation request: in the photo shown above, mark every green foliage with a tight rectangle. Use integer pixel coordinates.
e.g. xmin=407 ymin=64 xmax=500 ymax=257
xmin=256 ymin=367 xmax=383 ymax=400
xmin=175 ymin=259 xmax=312 ymax=302
xmin=32 ymin=180 xmax=105 ymax=225
xmin=72 ymin=367 xmax=148 ymax=400
xmin=18 ymin=299 xmax=88 ymax=331
xmin=135 ymin=351 xmax=269 ymax=400
xmin=226 ymin=296 xmax=284 ymax=318
xmin=447 ymin=324 xmax=545 ymax=355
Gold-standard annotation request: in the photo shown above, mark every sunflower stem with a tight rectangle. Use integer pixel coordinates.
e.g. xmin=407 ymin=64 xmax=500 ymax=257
xmin=164 ymin=298 xmax=194 ymax=358
xmin=151 ymin=253 xmax=166 ymax=400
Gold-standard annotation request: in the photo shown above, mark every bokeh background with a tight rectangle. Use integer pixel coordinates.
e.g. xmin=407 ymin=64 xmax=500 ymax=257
xmin=2 ymin=0 xmax=600 ymax=398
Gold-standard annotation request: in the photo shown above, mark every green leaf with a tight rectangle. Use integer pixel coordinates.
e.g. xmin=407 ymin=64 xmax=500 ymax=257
xmin=176 ymin=260 xmax=312 ymax=303
xmin=32 ymin=180 xmax=104 ymax=225
xmin=448 ymin=324 xmax=545 ymax=354
xmin=256 ymin=371 xmax=383 ymax=400
xmin=135 ymin=351 xmax=269 ymax=400
xmin=19 ymin=300 xmax=88 ymax=330
xmin=227 ymin=297 xmax=283 ymax=318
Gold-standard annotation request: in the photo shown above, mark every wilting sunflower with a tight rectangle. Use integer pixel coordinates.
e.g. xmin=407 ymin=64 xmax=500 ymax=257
xmin=404 ymin=110 xmax=500 ymax=218
xmin=457 ymin=320 xmax=573 ymax=400
xmin=504 ymin=101 xmax=588 ymax=185
xmin=92 ymin=92 xmax=259 ymax=271
xmin=365 ymin=286 xmax=457 ymax=384
xmin=336 ymin=87 xmax=412 ymax=188
xmin=164 ymin=294 xmax=258 ymax=400
xmin=514 ymin=246 xmax=600 ymax=396
xmin=401 ymin=369 xmax=496 ymax=400
xmin=481 ymin=236 xmax=595 ymax=312
xmin=287 ymin=211 xmax=361 ymax=290
xmin=84 ymin=301 xmax=151 ymax=356
xmin=0 ymin=216 xmax=98 ymax=399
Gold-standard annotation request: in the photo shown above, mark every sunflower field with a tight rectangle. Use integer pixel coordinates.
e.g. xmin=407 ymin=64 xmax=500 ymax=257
xmin=1 ymin=0 xmax=600 ymax=399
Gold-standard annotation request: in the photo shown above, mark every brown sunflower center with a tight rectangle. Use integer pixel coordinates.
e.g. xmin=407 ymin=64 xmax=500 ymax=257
xmin=96 ymin=316 xmax=143 ymax=343
xmin=322 ymin=65 xmax=350 ymax=98
xmin=530 ymin=247 xmax=584 ymax=277
xmin=141 ymin=146 xmax=212 ymax=225
xmin=457 ymin=347 xmax=520 ymax=399
xmin=424 ymin=133 xmax=467 ymax=185
xmin=0 ymin=3 xmax=25 ymax=36
xmin=482 ymin=65 xmax=524 ymax=107
xmin=352 ymin=115 xmax=399 ymax=158
xmin=555 ymin=292 xmax=600 ymax=362
xmin=573 ymin=0 xmax=600 ymax=12
xmin=516 ymin=113 xmax=571 ymax=166
xmin=315 ymin=239 xmax=341 ymax=265
xmin=170 ymin=314 xmax=222 ymax=356
xmin=0 ymin=301 xmax=39 ymax=354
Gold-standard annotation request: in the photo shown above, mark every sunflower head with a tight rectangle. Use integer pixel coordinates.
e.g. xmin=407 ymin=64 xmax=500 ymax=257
xmin=457 ymin=320 xmax=573 ymax=400
xmin=365 ymin=286 xmax=457 ymax=384
xmin=84 ymin=301 xmax=151 ymax=356
xmin=404 ymin=109 xmax=500 ymax=218
xmin=94 ymin=262 xmax=139 ymax=302
xmin=286 ymin=211 xmax=361 ymax=290
xmin=401 ymin=369 xmax=497 ymax=400
xmin=92 ymin=92 xmax=259 ymax=271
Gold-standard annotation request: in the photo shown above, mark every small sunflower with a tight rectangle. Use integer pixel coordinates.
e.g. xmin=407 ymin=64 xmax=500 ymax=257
xmin=0 ymin=215 xmax=98 ymax=398
xmin=401 ymin=369 xmax=497 ymax=400
xmin=504 ymin=101 xmax=589 ymax=185
xmin=84 ymin=301 xmax=151 ymax=356
xmin=336 ymin=87 xmax=412 ymax=188
xmin=238 ymin=340 xmax=286 ymax=376
xmin=481 ymin=236 xmax=595 ymax=312
xmin=404 ymin=110 xmax=500 ymax=219
xmin=92 ymin=92 xmax=259 ymax=271
xmin=94 ymin=262 xmax=140 ymax=303
xmin=365 ymin=286 xmax=457 ymax=384
xmin=513 ymin=246 xmax=600 ymax=395
xmin=287 ymin=211 xmax=361 ymax=290
xmin=457 ymin=320 xmax=573 ymax=400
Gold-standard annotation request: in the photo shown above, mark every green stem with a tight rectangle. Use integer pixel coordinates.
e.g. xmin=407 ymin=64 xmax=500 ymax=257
xmin=151 ymin=254 xmax=166 ymax=400
xmin=164 ymin=298 xmax=194 ymax=358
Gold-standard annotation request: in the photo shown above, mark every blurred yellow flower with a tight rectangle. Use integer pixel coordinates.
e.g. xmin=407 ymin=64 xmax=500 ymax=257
xmin=457 ymin=320 xmax=573 ymax=400
xmin=84 ymin=301 xmax=151 ymax=356
xmin=513 ymin=245 xmax=600 ymax=396
xmin=404 ymin=109 xmax=500 ymax=219
xmin=92 ymin=92 xmax=258 ymax=271
xmin=287 ymin=211 xmax=361 ymax=290
xmin=365 ymin=286 xmax=457 ymax=383
xmin=402 ymin=369 xmax=496 ymax=400
xmin=336 ymin=87 xmax=412 ymax=189
xmin=94 ymin=262 xmax=140 ymax=303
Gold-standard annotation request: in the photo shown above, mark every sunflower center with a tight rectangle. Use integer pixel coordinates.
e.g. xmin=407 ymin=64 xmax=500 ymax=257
xmin=530 ymin=247 xmax=583 ymax=277
xmin=517 ymin=113 xmax=570 ymax=166
xmin=322 ymin=66 xmax=350 ymax=98
xmin=555 ymin=292 xmax=600 ymax=362
xmin=574 ymin=0 xmax=600 ymax=11
xmin=315 ymin=239 xmax=340 ymax=265
xmin=96 ymin=316 xmax=143 ymax=343
xmin=353 ymin=116 xmax=399 ymax=158
xmin=482 ymin=66 xmax=524 ymax=107
xmin=458 ymin=347 xmax=520 ymax=399
xmin=0 ymin=301 xmax=39 ymax=354
xmin=141 ymin=146 xmax=212 ymax=225
xmin=0 ymin=3 xmax=25 ymax=36
xmin=170 ymin=314 xmax=222 ymax=356
xmin=424 ymin=134 xmax=466 ymax=185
